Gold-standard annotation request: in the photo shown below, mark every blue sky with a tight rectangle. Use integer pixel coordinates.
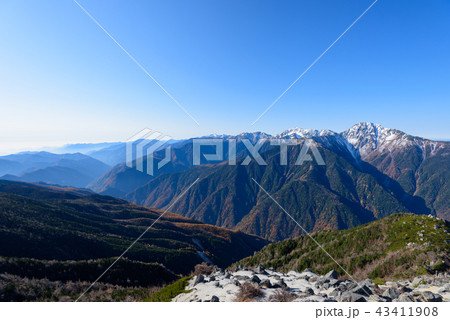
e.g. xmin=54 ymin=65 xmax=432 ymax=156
xmin=0 ymin=0 xmax=449 ymax=153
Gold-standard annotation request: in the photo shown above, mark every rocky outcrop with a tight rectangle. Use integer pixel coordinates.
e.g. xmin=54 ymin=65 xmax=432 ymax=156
xmin=173 ymin=267 xmax=450 ymax=302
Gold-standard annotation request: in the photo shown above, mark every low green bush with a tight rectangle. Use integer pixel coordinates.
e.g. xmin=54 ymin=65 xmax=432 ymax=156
xmin=143 ymin=276 xmax=192 ymax=302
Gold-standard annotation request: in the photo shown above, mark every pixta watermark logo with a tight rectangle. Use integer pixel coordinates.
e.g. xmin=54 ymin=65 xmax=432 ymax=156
xmin=193 ymin=138 xmax=325 ymax=166
xmin=126 ymin=128 xmax=172 ymax=175
xmin=126 ymin=129 xmax=325 ymax=176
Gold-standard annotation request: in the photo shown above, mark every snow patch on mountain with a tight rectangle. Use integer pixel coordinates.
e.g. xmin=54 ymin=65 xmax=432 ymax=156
xmin=341 ymin=122 xmax=447 ymax=159
xmin=276 ymin=127 xmax=337 ymax=139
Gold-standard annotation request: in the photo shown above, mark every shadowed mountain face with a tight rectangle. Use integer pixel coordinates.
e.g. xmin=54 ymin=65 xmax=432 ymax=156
xmin=92 ymin=123 xmax=448 ymax=242
xmin=0 ymin=180 xmax=267 ymax=275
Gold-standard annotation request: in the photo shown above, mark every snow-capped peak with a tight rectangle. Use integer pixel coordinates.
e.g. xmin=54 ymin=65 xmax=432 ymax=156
xmin=276 ymin=127 xmax=337 ymax=139
xmin=341 ymin=122 xmax=406 ymax=157
xmin=235 ymin=132 xmax=272 ymax=142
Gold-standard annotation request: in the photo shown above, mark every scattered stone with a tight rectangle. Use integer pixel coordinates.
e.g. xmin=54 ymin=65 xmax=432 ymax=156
xmin=324 ymin=270 xmax=338 ymax=280
xmin=371 ymin=295 xmax=390 ymax=302
xmin=343 ymin=282 xmax=356 ymax=291
xmin=399 ymin=285 xmax=412 ymax=293
xmin=329 ymin=279 xmax=340 ymax=287
xmin=359 ymin=279 xmax=374 ymax=287
xmin=340 ymin=292 xmax=367 ymax=302
xmin=193 ymin=275 xmax=205 ymax=286
xmin=421 ymin=291 xmax=443 ymax=302
xmin=382 ymin=288 xmax=400 ymax=299
xmin=350 ymin=285 xmax=373 ymax=296
xmin=272 ymin=279 xmax=287 ymax=289
xmin=442 ymin=283 xmax=450 ymax=292
xmin=398 ymin=293 xmax=415 ymax=302
xmin=329 ymin=289 xmax=341 ymax=297
xmin=303 ymin=268 xmax=316 ymax=274
xmin=251 ymin=275 xmax=261 ymax=284
xmin=304 ymin=288 xmax=315 ymax=295
xmin=172 ymin=267 xmax=449 ymax=302
xmin=255 ymin=264 xmax=267 ymax=275
xmin=260 ymin=279 xmax=272 ymax=288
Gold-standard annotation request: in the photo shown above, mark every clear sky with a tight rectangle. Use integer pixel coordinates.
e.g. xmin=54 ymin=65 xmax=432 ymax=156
xmin=0 ymin=0 xmax=449 ymax=154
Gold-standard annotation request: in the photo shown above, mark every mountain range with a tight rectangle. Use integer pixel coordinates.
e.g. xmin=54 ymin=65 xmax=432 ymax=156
xmin=0 ymin=152 xmax=111 ymax=188
xmin=85 ymin=122 xmax=449 ymax=241
xmin=0 ymin=122 xmax=448 ymax=242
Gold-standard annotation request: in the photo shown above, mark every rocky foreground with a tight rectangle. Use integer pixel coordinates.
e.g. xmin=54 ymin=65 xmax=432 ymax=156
xmin=173 ymin=266 xmax=450 ymax=302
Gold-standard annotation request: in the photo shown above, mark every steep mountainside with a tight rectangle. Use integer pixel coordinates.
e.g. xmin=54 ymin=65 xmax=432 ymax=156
xmin=113 ymin=123 xmax=448 ymax=241
xmin=0 ymin=180 xmax=267 ymax=276
xmin=234 ymin=213 xmax=450 ymax=281
xmin=126 ymin=141 xmax=425 ymax=241
xmin=342 ymin=123 xmax=449 ymax=219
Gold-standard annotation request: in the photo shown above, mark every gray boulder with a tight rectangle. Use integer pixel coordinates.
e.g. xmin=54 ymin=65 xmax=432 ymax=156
xmin=329 ymin=279 xmax=341 ymax=287
xmin=329 ymin=288 xmax=341 ymax=297
xmin=234 ymin=275 xmax=250 ymax=281
xmin=251 ymin=275 xmax=261 ymax=284
xmin=211 ymin=295 xmax=219 ymax=302
xmin=255 ymin=264 xmax=267 ymax=275
xmin=304 ymin=288 xmax=315 ymax=295
xmin=421 ymin=291 xmax=443 ymax=302
xmin=359 ymin=279 xmax=374 ymax=288
xmin=324 ymin=270 xmax=338 ymax=280
xmin=350 ymin=285 xmax=373 ymax=296
xmin=412 ymin=277 xmax=423 ymax=286
xmin=260 ymin=279 xmax=272 ymax=288
xmin=193 ymin=274 xmax=205 ymax=286
xmin=340 ymin=292 xmax=367 ymax=302
xmin=398 ymin=293 xmax=415 ymax=302
xmin=345 ymin=281 xmax=358 ymax=290
xmin=272 ymin=279 xmax=287 ymax=289
xmin=382 ymin=287 xmax=400 ymax=299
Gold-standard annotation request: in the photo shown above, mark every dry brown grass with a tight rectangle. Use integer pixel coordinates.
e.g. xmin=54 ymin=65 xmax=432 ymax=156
xmin=269 ymin=288 xmax=297 ymax=302
xmin=193 ymin=262 xmax=215 ymax=276
xmin=235 ymin=282 xmax=264 ymax=302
